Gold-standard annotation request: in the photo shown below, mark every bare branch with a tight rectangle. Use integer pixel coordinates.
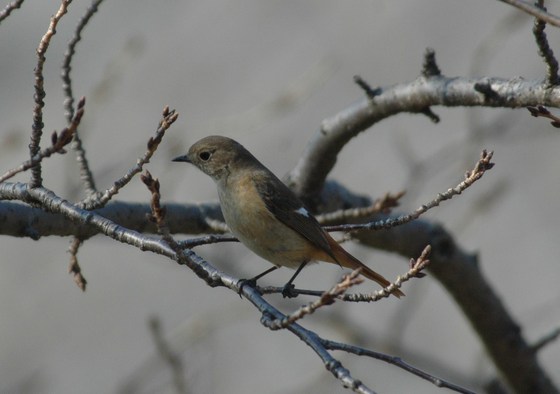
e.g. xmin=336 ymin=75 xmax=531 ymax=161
xmin=30 ymin=0 xmax=73 ymax=188
xmin=62 ymin=0 xmax=106 ymax=195
xmin=341 ymin=245 xmax=430 ymax=302
xmin=422 ymin=47 xmax=441 ymax=77
xmin=68 ymin=236 xmax=87 ymax=291
xmin=324 ymin=150 xmax=494 ymax=233
xmin=0 ymin=97 xmax=86 ymax=183
xmin=315 ymin=191 xmax=405 ymax=225
xmin=0 ymin=0 xmax=24 ymax=25
xmin=80 ymin=106 xmax=178 ymax=209
xmin=62 ymin=0 xmax=104 ymax=122
xmin=287 ymin=75 xmax=559 ymax=201
xmin=528 ymin=105 xmax=560 ymax=127
xmin=259 ymin=245 xmax=430 ymax=301
xmin=353 ymin=75 xmax=381 ymax=100
xmin=498 ymin=0 xmax=560 ymax=27
xmin=141 ymin=170 xmax=226 ymax=289
xmin=264 ymin=270 xmax=364 ymax=330
xmin=532 ymin=0 xmax=560 ymax=86
xmin=323 ymin=340 xmax=476 ymax=394
xmin=531 ymin=326 xmax=560 ymax=353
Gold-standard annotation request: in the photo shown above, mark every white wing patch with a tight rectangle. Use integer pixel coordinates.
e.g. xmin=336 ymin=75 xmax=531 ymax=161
xmin=295 ymin=207 xmax=310 ymax=218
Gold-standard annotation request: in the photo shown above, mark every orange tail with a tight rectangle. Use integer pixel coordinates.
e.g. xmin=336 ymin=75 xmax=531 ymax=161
xmin=326 ymin=236 xmax=405 ymax=298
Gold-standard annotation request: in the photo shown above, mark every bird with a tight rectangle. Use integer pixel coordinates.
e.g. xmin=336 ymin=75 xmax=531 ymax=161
xmin=173 ymin=136 xmax=403 ymax=298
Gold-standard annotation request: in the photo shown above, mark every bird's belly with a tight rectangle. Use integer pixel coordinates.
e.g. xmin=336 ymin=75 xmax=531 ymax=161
xmin=219 ymin=189 xmax=313 ymax=268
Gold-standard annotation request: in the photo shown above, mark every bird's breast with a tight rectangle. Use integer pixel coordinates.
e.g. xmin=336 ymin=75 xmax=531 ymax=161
xmin=217 ymin=175 xmax=316 ymax=267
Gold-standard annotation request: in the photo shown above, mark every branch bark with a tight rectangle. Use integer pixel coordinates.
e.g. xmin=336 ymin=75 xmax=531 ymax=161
xmin=286 ymin=76 xmax=560 ymax=203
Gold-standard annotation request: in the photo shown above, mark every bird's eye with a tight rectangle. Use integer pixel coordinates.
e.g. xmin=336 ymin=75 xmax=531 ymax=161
xmin=199 ymin=151 xmax=211 ymax=161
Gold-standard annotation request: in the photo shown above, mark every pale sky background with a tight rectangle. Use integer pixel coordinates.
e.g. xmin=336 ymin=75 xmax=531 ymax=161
xmin=0 ymin=1 xmax=559 ymax=393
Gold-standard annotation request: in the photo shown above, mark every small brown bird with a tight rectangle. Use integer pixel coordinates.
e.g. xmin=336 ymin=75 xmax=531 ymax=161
xmin=173 ymin=136 xmax=403 ymax=298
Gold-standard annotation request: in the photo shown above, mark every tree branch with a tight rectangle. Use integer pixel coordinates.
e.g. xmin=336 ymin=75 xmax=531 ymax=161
xmin=498 ymin=0 xmax=560 ymax=27
xmin=0 ymin=0 xmax=24 ymax=25
xmin=286 ymin=76 xmax=560 ymax=203
xmin=62 ymin=0 xmax=106 ymax=195
xmin=30 ymin=0 xmax=73 ymax=187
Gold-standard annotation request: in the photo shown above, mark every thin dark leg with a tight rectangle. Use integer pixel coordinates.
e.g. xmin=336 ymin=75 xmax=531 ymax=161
xmin=238 ymin=266 xmax=279 ymax=297
xmin=250 ymin=265 xmax=279 ymax=282
xmin=282 ymin=260 xmax=309 ymax=298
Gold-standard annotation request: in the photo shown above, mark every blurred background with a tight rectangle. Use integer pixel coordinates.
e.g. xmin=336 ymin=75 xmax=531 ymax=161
xmin=0 ymin=1 xmax=559 ymax=393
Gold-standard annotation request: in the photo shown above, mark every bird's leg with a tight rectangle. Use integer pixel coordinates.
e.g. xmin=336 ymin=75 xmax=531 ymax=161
xmin=249 ymin=265 xmax=279 ymax=283
xmin=238 ymin=266 xmax=279 ymax=295
xmin=282 ymin=260 xmax=309 ymax=298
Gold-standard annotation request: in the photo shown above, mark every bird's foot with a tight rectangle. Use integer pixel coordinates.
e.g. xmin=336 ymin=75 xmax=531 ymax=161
xmin=237 ymin=278 xmax=257 ymax=297
xmin=281 ymin=283 xmax=297 ymax=298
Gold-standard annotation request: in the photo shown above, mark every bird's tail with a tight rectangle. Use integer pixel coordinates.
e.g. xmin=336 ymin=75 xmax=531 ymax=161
xmin=327 ymin=236 xmax=405 ymax=298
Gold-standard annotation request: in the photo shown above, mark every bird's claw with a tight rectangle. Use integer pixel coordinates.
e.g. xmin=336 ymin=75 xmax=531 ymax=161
xmin=281 ymin=283 xmax=297 ymax=298
xmin=237 ymin=278 xmax=257 ymax=297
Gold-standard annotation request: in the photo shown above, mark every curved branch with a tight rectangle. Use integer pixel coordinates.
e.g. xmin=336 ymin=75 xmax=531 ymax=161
xmin=286 ymin=76 xmax=560 ymax=202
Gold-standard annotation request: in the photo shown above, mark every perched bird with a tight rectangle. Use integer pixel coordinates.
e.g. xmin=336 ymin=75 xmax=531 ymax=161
xmin=173 ymin=136 xmax=403 ymax=298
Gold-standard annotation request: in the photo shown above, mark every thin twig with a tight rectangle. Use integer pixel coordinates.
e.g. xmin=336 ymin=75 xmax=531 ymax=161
xmin=340 ymin=245 xmax=430 ymax=302
xmin=0 ymin=97 xmax=86 ymax=183
xmin=422 ymin=48 xmax=441 ymax=77
xmin=258 ymin=245 xmax=431 ymax=301
xmin=498 ymin=0 xmax=560 ymax=27
xmin=324 ymin=150 xmax=494 ymax=233
xmin=13 ymin=181 xmax=473 ymax=393
xmin=353 ymin=75 xmax=381 ymax=99
xmin=527 ymin=105 xmax=560 ymax=127
xmin=141 ymin=170 xmax=222 ymax=287
xmin=62 ymin=0 xmax=105 ymax=195
xmin=81 ymin=106 xmax=178 ymax=209
xmin=68 ymin=236 xmax=87 ymax=291
xmin=531 ymin=326 xmax=560 ymax=353
xmin=315 ymin=191 xmax=405 ymax=225
xmin=323 ymin=339 xmax=476 ymax=394
xmin=0 ymin=0 xmax=24 ymax=25
xmin=62 ymin=0 xmax=104 ymax=122
xmin=29 ymin=0 xmax=73 ymax=188
xmin=265 ymin=270 xmax=364 ymax=330
xmin=532 ymin=0 xmax=560 ymax=86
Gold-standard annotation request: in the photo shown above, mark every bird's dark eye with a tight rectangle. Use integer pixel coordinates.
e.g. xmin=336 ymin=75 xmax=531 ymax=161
xmin=199 ymin=151 xmax=211 ymax=161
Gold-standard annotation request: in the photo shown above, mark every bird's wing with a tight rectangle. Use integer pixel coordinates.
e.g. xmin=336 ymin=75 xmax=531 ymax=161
xmin=253 ymin=175 xmax=337 ymax=260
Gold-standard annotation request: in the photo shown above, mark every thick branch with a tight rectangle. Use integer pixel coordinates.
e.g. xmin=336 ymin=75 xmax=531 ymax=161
xmin=0 ymin=183 xmax=222 ymax=239
xmin=286 ymin=76 xmax=560 ymax=203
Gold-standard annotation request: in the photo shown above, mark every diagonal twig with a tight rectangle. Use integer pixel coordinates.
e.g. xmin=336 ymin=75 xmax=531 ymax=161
xmin=527 ymin=105 xmax=560 ymax=127
xmin=81 ymin=106 xmax=178 ymax=209
xmin=265 ymin=270 xmax=364 ymax=330
xmin=323 ymin=339 xmax=476 ymax=394
xmin=0 ymin=0 xmax=24 ymax=25
xmin=0 ymin=98 xmax=86 ymax=184
xmin=29 ymin=0 xmax=73 ymax=188
xmin=68 ymin=236 xmax=87 ymax=291
xmin=324 ymin=150 xmax=494 ymax=233
xmin=498 ymin=0 xmax=560 ymax=27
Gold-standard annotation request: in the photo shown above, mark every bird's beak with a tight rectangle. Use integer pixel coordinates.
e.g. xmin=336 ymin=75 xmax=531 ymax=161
xmin=172 ymin=154 xmax=191 ymax=163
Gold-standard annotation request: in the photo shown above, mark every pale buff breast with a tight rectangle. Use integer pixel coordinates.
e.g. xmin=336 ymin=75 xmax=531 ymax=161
xmin=217 ymin=174 xmax=319 ymax=268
